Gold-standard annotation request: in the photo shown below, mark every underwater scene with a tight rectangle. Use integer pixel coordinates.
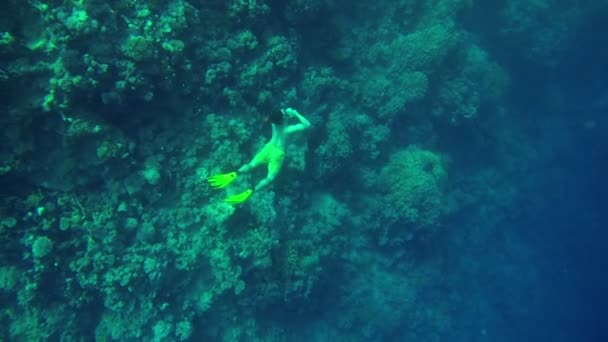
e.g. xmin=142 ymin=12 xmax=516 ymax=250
xmin=1 ymin=0 xmax=607 ymax=341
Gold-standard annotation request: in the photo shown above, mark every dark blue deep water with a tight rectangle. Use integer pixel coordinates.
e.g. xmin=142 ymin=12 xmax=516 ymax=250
xmin=0 ymin=1 xmax=606 ymax=341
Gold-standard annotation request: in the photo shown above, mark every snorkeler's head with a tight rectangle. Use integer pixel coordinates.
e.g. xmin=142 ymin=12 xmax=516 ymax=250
xmin=266 ymin=108 xmax=285 ymax=125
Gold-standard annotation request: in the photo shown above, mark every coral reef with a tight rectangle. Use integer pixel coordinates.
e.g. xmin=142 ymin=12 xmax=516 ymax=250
xmin=0 ymin=0 xmax=598 ymax=340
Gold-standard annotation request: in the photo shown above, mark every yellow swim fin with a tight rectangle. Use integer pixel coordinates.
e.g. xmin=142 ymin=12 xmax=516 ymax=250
xmin=225 ymin=189 xmax=253 ymax=204
xmin=207 ymin=172 xmax=237 ymax=189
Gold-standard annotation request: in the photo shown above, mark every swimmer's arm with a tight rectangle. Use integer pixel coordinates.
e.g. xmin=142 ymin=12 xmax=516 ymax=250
xmin=284 ymin=108 xmax=311 ymax=134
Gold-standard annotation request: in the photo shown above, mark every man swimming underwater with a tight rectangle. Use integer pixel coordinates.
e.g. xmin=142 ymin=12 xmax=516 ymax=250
xmin=207 ymin=107 xmax=311 ymax=204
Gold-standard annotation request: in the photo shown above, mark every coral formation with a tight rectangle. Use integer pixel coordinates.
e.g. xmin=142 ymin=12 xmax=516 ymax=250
xmin=0 ymin=0 xmax=598 ymax=340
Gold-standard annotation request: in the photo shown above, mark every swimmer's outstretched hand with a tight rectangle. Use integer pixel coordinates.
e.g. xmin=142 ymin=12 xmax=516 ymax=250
xmin=207 ymin=172 xmax=237 ymax=189
xmin=225 ymin=189 xmax=253 ymax=204
xmin=284 ymin=107 xmax=299 ymax=118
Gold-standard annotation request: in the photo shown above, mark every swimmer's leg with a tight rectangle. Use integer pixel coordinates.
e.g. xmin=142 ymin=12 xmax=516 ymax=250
xmin=254 ymin=161 xmax=281 ymax=191
xmin=239 ymin=154 xmax=263 ymax=173
xmin=239 ymin=145 xmax=270 ymax=173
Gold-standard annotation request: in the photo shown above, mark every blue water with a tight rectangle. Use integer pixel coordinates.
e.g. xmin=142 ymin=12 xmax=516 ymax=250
xmin=446 ymin=10 xmax=608 ymax=340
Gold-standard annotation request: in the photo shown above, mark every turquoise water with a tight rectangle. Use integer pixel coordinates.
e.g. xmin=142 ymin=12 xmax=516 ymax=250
xmin=0 ymin=1 xmax=606 ymax=341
